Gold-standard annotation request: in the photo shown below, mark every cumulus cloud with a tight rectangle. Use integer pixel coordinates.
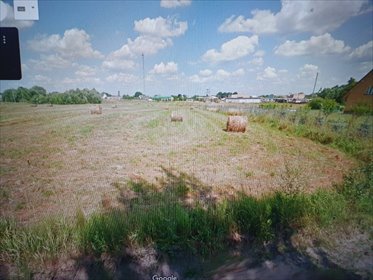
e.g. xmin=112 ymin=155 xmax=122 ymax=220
xmin=62 ymin=76 xmax=102 ymax=85
xmin=29 ymin=54 xmax=71 ymax=71
xmin=108 ymin=16 xmax=187 ymax=61
xmin=190 ymin=68 xmax=245 ymax=83
xmin=219 ymin=11 xmax=276 ymax=34
xmin=219 ymin=0 xmax=368 ymax=34
xmin=299 ymin=64 xmax=319 ymax=78
xmin=102 ymin=59 xmax=135 ymax=71
xmin=257 ymin=66 xmax=278 ymax=80
xmin=202 ymin=35 xmax=258 ymax=63
xmin=254 ymin=50 xmax=265 ymax=57
xmin=106 ymin=73 xmax=138 ymax=83
xmin=199 ymin=69 xmax=212 ymax=77
xmin=134 ymin=17 xmax=187 ymax=37
xmin=34 ymin=75 xmax=51 ymax=83
xmin=349 ymin=40 xmax=373 ymax=60
xmin=0 ymin=1 xmax=34 ymax=29
xmin=28 ymin=28 xmax=103 ymax=59
xmin=160 ymin=0 xmax=191 ymax=8
xmin=75 ymin=65 xmax=97 ymax=77
xmin=150 ymin=61 xmax=178 ymax=74
xmin=249 ymin=57 xmax=263 ymax=66
xmin=108 ymin=36 xmax=173 ymax=60
xmin=275 ymin=33 xmax=350 ymax=56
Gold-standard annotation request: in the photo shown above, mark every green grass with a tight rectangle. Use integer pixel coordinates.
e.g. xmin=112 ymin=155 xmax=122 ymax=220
xmin=2 ymin=163 xmax=371 ymax=273
xmin=249 ymin=108 xmax=373 ymax=161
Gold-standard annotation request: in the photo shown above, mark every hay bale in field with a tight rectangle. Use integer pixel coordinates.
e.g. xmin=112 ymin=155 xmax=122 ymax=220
xmin=90 ymin=105 xmax=102 ymax=114
xmin=112 ymin=105 xmax=117 ymax=109
xmin=226 ymin=116 xmax=247 ymax=132
xmin=171 ymin=112 xmax=183 ymax=122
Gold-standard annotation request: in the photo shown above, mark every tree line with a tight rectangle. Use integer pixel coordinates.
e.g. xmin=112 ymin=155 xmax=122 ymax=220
xmin=1 ymin=86 xmax=102 ymax=104
xmin=308 ymin=77 xmax=357 ymax=111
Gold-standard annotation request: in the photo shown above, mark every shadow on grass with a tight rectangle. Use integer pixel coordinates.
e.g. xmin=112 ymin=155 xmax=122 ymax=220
xmin=77 ymin=168 xmax=363 ymax=279
xmin=2 ymin=167 xmax=368 ymax=279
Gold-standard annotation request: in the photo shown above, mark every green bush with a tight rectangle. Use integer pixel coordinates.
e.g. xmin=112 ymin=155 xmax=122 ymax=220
xmin=308 ymin=98 xmax=324 ymax=110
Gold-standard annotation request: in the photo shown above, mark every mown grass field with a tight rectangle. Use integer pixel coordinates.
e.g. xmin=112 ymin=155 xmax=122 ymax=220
xmin=0 ymin=101 xmax=372 ymax=279
xmin=0 ymin=101 xmax=354 ymax=223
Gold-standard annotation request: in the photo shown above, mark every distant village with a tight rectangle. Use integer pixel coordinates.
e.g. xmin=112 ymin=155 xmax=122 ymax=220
xmin=102 ymin=91 xmax=309 ymax=104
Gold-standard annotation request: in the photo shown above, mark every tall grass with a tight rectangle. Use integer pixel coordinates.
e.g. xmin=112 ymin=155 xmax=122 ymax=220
xmin=248 ymin=107 xmax=373 ymax=161
xmin=1 ymin=164 xmax=371 ymax=273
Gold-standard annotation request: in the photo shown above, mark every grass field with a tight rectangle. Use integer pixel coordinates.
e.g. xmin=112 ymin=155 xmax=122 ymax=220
xmin=1 ymin=101 xmax=372 ymax=279
xmin=0 ymin=101 xmax=354 ymax=224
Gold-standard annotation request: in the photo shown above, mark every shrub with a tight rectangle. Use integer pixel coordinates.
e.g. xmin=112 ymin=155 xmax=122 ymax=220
xmin=321 ymin=99 xmax=339 ymax=117
xmin=308 ymin=98 xmax=324 ymax=110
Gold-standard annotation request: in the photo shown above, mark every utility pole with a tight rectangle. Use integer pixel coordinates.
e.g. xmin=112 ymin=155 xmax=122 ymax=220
xmin=142 ymin=53 xmax=145 ymax=96
xmin=312 ymin=72 xmax=319 ymax=96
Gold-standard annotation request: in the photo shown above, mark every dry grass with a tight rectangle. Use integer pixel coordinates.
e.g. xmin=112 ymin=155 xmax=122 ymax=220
xmin=0 ymin=102 xmax=355 ymax=224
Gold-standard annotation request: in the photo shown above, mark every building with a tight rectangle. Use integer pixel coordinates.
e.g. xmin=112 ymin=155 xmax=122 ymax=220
xmin=153 ymin=95 xmax=173 ymax=101
xmin=344 ymin=70 xmax=373 ymax=112
xmin=225 ymin=96 xmax=262 ymax=103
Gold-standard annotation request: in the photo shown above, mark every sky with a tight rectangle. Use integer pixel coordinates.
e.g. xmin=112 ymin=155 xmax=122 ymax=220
xmin=0 ymin=0 xmax=372 ymax=97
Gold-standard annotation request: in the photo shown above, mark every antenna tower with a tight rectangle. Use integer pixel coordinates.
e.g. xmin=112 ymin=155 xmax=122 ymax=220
xmin=142 ymin=53 xmax=145 ymax=95
xmin=312 ymin=72 xmax=319 ymax=96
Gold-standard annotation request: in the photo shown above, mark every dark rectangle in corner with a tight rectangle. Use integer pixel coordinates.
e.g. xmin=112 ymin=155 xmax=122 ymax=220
xmin=0 ymin=27 xmax=22 ymax=80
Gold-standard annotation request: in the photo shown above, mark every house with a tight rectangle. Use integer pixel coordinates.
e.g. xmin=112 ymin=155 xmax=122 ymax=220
xmin=287 ymin=92 xmax=308 ymax=104
xmin=225 ymin=95 xmax=262 ymax=103
xmin=102 ymin=92 xmax=121 ymax=101
xmin=344 ymin=70 xmax=373 ymax=112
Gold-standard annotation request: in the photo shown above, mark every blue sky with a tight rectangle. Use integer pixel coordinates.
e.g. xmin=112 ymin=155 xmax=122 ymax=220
xmin=1 ymin=0 xmax=372 ymax=97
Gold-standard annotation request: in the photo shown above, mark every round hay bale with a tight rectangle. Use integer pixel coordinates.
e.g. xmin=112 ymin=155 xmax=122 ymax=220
xmin=171 ymin=112 xmax=183 ymax=122
xmin=90 ymin=105 xmax=102 ymax=114
xmin=226 ymin=116 xmax=247 ymax=132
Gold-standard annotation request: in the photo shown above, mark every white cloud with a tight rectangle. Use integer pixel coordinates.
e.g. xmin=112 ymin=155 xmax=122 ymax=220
xmin=160 ymin=0 xmax=191 ymax=8
xmin=219 ymin=11 xmax=276 ymax=34
xmin=102 ymin=59 xmax=135 ymax=71
xmin=299 ymin=64 xmax=319 ymax=78
xmin=349 ymin=40 xmax=373 ymax=60
xmin=219 ymin=0 xmax=368 ymax=34
xmin=34 ymin=75 xmax=51 ymax=83
xmin=29 ymin=54 xmax=71 ymax=71
xmin=199 ymin=69 xmax=212 ymax=77
xmin=106 ymin=73 xmax=138 ymax=83
xmin=275 ymin=33 xmax=350 ymax=56
xmin=257 ymin=66 xmax=278 ymax=80
xmin=28 ymin=28 xmax=103 ymax=59
xmin=109 ymin=36 xmax=173 ymax=58
xmin=202 ymin=35 xmax=258 ymax=63
xmin=134 ymin=17 xmax=188 ymax=37
xmin=190 ymin=68 xmax=245 ymax=83
xmin=0 ymin=1 xmax=34 ymax=29
xmin=62 ymin=76 xmax=102 ymax=85
xmin=150 ymin=61 xmax=178 ymax=74
xmin=75 ymin=65 xmax=97 ymax=77
xmin=249 ymin=57 xmax=263 ymax=66
xmin=254 ymin=50 xmax=265 ymax=57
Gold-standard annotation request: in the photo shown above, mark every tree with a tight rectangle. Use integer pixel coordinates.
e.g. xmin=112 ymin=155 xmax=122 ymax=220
xmin=134 ymin=91 xmax=143 ymax=98
xmin=321 ymin=99 xmax=339 ymax=118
